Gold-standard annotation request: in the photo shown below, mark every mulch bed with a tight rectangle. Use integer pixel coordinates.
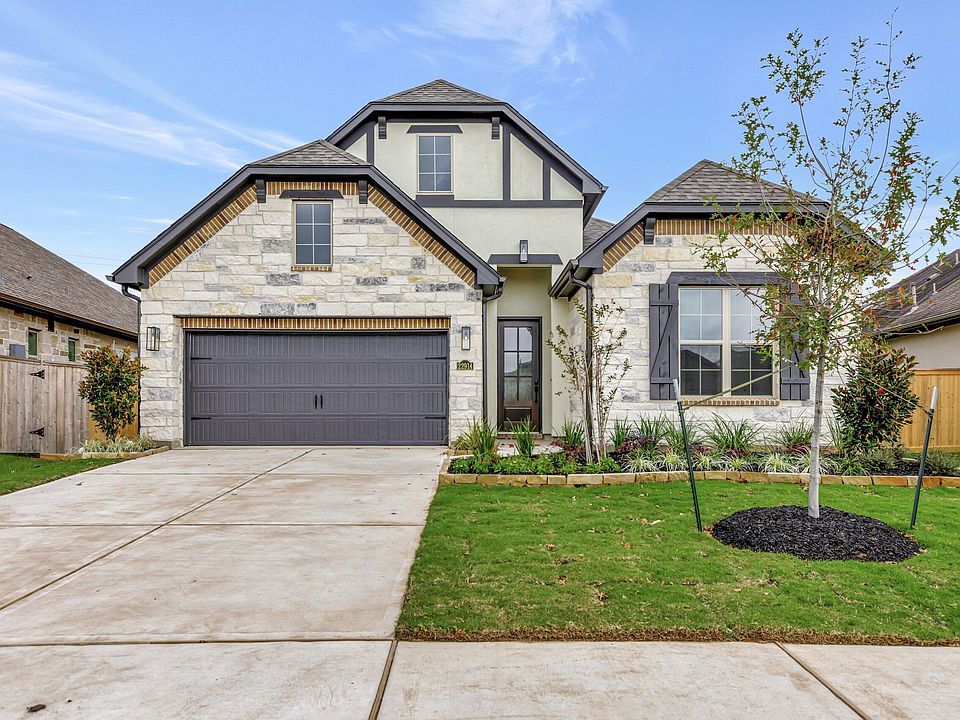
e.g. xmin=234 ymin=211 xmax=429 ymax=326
xmin=711 ymin=505 xmax=921 ymax=562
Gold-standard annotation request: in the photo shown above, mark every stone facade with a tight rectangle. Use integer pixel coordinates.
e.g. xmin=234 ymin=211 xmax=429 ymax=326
xmin=0 ymin=305 xmax=134 ymax=365
xmin=582 ymin=230 xmax=840 ymax=431
xmin=138 ymin=191 xmax=484 ymax=446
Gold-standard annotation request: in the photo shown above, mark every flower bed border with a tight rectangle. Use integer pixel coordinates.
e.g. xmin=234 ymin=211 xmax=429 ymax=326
xmin=39 ymin=447 xmax=169 ymax=461
xmin=437 ymin=458 xmax=959 ymax=488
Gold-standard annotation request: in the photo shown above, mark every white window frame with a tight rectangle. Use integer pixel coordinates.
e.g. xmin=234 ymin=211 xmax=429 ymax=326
xmin=678 ymin=286 xmax=776 ymax=399
xmin=292 ymin=201 xmax=333 ymax=267
xmin=416 ymin=134 xmax=454 ymax=194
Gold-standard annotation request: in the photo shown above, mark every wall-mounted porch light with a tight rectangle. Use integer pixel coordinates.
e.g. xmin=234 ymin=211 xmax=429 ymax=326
xmin=519 ymin=239 xmax=529 ymax=263
xmin=461 ymin=326 xmax=471 ymax=351
xmin=146 ymin=326 xmax=160 ymax=352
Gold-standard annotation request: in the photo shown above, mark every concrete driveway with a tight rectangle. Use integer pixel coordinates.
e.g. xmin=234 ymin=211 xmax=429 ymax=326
xmin=0 ymin=446 xmax=441 ymax=718
xmin=1 ymin=446 xmax=957 ymax=719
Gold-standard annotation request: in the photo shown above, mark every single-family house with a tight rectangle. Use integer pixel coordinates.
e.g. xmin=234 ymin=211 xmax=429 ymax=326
xmin=1 ymin=223 xmax=137 ymax=362
xmin=112 ymin=80 xmax=817 ymax=447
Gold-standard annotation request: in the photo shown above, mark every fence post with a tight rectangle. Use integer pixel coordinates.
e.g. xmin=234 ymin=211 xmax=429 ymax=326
xmin=911 ymin=386 xmax=938 ymax=529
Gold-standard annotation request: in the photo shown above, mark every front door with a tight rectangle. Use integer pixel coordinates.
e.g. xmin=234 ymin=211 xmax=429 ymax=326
xmin=497 ymin=319 xmax=541 ymax=431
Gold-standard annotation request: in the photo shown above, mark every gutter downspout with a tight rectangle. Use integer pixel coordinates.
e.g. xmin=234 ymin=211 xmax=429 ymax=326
xmin=569 ymin=262 xmax=595 ymax=463
xmin=121 ymin=285 xmax=142 ymax=432
xmin=481 ymin=281 xmax=505 ymax=427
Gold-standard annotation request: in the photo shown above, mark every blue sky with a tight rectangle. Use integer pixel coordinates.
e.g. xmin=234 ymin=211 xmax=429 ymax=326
xmin=1 ymin=0 xmax=957 ymax=284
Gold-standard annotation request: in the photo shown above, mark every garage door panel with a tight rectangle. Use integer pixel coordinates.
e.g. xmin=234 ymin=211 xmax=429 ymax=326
xmin=186 ymin=332 xmax=448 ymax=445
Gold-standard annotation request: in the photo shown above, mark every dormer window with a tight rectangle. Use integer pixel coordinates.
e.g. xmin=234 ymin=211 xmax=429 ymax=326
xmin=418 ymin=136 xmax=452 ymax=193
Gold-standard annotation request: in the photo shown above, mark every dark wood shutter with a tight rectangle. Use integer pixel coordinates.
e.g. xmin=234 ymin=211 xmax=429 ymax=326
xmin=649 ymin=283 xmax=679 ymax=400
xmin=779 ymin=286 xmax=810 ymax=400
xmin=779 ymin=341 xmax=810 ymax=400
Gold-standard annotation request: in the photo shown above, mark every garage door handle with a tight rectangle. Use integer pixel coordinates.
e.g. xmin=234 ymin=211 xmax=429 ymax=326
xmin=315 ymin=393 xmax=323 ymax=410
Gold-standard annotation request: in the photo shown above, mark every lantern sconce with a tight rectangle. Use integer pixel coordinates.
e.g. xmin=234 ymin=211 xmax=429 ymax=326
xmin=519 ymin=239 xmax=529 ymax=263
xmin=146 ymin=326 xmax=160 ymax=352
xmin=461 ymin=326 xmax=471 ymax=351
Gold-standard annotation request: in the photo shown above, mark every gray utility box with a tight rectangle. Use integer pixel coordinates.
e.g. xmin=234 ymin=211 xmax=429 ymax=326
xmin=7 ymin=343 xmax=26 ymax=359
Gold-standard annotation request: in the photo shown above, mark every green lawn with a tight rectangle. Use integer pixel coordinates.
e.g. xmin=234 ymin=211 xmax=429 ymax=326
xmin=399 ymin=482 xmax=960 ymax=644
xmin=0 ymin=454 xmax=118 ymax=495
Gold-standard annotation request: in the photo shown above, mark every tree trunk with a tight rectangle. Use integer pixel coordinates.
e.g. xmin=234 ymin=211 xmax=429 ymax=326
xmin=808 ymin=350 xmax=827 ymax=519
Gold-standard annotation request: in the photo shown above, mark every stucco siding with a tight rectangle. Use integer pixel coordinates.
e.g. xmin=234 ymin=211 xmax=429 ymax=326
xmin=509 ymin=134 xmax=542 ymax=200
xmin=888 ymin=323 xmax=960 ymax=370
xmin=138 ymin=191 xmax=483 ymax=446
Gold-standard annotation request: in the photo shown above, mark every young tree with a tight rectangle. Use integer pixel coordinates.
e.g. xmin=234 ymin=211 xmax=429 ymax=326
xmin=699 ymin=20 xmax=960 ymax=517
xmin=77 ymin=347 xmax=146 ymax=442
xmin=548 ymin=297 xmax=630 ymax=462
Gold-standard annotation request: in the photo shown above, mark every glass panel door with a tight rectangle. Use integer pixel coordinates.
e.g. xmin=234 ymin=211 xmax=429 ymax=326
xmin=498 ymin=319 xmax=541 ymax=430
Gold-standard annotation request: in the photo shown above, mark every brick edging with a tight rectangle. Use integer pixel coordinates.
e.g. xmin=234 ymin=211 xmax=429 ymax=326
xmin=437 ymin=459 xmax=957 ymax=489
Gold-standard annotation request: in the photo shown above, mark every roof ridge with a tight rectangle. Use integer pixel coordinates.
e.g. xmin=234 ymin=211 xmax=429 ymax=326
xmin=253 ymin=138 xmax=367 ymax=166
xmin=378 ymin=78 xmax=498 ymax=104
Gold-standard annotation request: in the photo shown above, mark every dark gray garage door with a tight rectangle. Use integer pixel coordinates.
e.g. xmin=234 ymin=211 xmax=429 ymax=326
xmin=185 ymin=332 xmax=448 ymax=445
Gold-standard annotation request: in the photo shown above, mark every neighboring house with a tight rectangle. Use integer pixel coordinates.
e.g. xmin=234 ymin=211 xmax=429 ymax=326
xmin=875 ymin=250 xmax=960 ymax=449
xmin=112 ymin=80 xmax=818 ymax=448
xmin=0 ymin=224 xmax=137 ymax=362
xmin=876 ymin=249 xmax=960 ymax=369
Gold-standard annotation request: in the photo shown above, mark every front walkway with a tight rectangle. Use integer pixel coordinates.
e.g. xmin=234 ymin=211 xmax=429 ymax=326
xmin=0 ymin=447 xmax=956 ymax=718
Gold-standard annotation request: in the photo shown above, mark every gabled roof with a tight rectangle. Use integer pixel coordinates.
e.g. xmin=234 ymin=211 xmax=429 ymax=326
xmin=552 ymin=159 xmax=828 ymax=298
xmin=0 ymin=224 xmax=137 ymax=338
xmin=254 ymin=139 xmax=367 ymax=167
xmin=583 ymin=217 xmax=614 ymax=251
xmin=378 ymin=79 xmax=498 ymax=104
xmin=647 ymin=159 xmax=796 ymax=205
xmin=326 ymin=79 xmax=606 ymax=215
xmin=875 ymin=249 xmax=960 ymax=332
xmin=111 ymin=148 xmax=502 ymax=290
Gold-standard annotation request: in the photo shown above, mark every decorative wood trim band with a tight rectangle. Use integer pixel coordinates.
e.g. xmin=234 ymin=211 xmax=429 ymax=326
xmin=266 ymin=181 xmax=358 ymax=196
xmin=179 ymin=316 xmax=451 ymax=331
xmin=602 ymin=225 xmax=645 ymax=271
xmin=682 ymin=398 xmax=780 ymax=407
xmin=149 ymin=184 xmax=258 ymax=284
xmin=655 ymin=218 xmax=772 ymax=237
xmin=366 ymin=186 xmax=476 ymax=285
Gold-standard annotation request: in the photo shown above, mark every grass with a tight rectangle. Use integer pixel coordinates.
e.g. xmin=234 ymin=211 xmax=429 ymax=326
xmin=398 ymin=481 xmax=960 ymax=645
xmin=0 ymin=454 xmax=118 ymax=495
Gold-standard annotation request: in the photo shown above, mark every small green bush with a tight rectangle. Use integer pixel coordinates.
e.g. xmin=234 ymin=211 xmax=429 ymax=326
xmin=610 ymin=419 xmax=633 ymax=452
xmin=77 ymin=348 xmax=145 ymax=442
xmin=771 ymin=422 xmax=813 ymax=454
xmin=705 ymin=416 xmax=760 ymax=455
xmin=832 ymin=342 xmax=919 ymax=449
xmin=462 ymin=417 xmax=498 ymax=459
xmin=634 ymin=414 xmax=670 ymax=448
xmin=924 ymin=450 xmax=960 ymax=477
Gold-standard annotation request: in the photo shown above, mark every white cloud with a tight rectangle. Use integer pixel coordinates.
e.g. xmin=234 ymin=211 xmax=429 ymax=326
xmin=341 ymin=0 xmax=628 ymax=77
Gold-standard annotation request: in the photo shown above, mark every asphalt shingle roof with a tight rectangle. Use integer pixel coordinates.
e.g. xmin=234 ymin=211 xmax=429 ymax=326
xmin=253 ymin=139 xmax=367 ymax=167
xmin=647 ymin=159 xmax=797 ymax=205
xmin=876 ymin=249 xmax=960 ymax=332
xmin=378 ymin=79 xmax=499 ymax=104
xmin=0 ymin=224 xmax=137 ymax=336
xmin=583 ymin=217 xmax=614 ymax=250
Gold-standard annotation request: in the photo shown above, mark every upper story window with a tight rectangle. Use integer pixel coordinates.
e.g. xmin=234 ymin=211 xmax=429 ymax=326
xmin=679 ymin=287 xmax=773 ymax=397
xmin=27 ymin=329 xmax=39 ymax=357
xmin=68 ymin=337 xmax=78 ymax=362
xmin=418 ymin=135 xmax=452 ymax=193
xmin=294 ymin=203 xmax=332 ymax=266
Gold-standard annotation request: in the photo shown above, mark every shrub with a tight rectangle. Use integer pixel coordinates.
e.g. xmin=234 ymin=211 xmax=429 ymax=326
xmin=664 ymin=422 xmax=704 ymax=454
xmin=635 ymin=414 xmax=670 ymax=448
xmin=625 ymin=451 xmax=658 ymax=473
xmin=705 ymin=416 xmax=760 ymax=455
xmin=610 ymin=418 xmax=633 ymax=452
xmin=771 ymin=422 xmax=813 ymax=454
xmin=77 ymin=436 xmax=155 ymax=454
xmin=77 ymin=348 xmax=145 ymax=442
xmin=554 ymin=419 xmax=585 ymax=459
xmin=462 ymin=417 xmax=498 ymax=459
xmin=826 ymin=416 xmax=857 ymax=452
xmin=496 ymin=455 xmax=536 ymax=474
xmin=924 ymin=451 xmax=960 ymax=477
xmin=512 ymin=418 xmax=534 ymax=458
xmin=823 ymin=454 xmax=868 ymax=477
xmin=656 ymin=451 xmax=687 ymax=471
xmin=762 ymin=452 xmax=802 ymax=473
xmin=832 ymin=343 xmax=919 ymax=449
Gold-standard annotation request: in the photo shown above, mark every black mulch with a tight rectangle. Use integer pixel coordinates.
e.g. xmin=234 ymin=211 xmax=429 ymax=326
xmin=711 ymin=505 xmax=921 ymax=562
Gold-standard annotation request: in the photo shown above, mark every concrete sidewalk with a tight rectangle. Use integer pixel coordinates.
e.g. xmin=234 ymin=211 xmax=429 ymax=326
xmin=0 ymin=447 xmax=956 ymax=718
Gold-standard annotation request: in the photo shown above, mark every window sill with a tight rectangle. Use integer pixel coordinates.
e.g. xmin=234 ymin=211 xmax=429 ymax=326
xmin=682 ymin=398 xmax=780 ymax=407
xmin=291 ymin=264 xmax=332 ymax=272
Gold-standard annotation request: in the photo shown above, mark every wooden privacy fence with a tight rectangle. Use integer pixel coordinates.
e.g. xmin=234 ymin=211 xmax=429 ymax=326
xmin=901 ymin=369 xmax=960 ymax=451
xmin=0 ymin=357 xmax=138 ymax=454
